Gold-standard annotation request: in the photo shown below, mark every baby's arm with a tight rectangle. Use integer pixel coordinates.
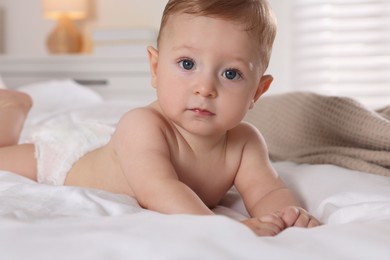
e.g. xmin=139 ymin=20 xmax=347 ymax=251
xmin=112 ymin=108 xmax=213 ymax=215
xmin=234 ymin=123 xmax=319 ymax=233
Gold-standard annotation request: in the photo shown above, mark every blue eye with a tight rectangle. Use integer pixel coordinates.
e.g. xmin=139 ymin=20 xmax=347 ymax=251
xmin=179 ymin=59 xmax=195 ymax=70
xmin=224 ymin=69 xmax=241 ymax=80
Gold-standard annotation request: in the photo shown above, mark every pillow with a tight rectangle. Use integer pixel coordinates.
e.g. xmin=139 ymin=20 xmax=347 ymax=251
xmin=18 ymin=80 xmax=103 ymax=122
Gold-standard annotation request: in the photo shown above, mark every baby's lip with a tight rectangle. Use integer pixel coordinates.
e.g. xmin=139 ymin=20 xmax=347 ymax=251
xmin=189 ymin=108 xmax=215 ymax=116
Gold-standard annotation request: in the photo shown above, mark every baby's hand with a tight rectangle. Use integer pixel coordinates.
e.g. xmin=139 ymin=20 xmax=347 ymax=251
xmin=277 ymin=206 xmax=320 ymax=228
xmin=241 ymin=214 xmax=285 ymax=236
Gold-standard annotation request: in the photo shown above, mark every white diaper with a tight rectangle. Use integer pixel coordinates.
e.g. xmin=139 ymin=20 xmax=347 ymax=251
xmin=27 ymin=121 xmax=115 ymax=185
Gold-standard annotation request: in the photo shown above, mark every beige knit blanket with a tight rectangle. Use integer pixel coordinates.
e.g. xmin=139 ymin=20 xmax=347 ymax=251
xmin=245 ymin=92 xmax=390 ymax=176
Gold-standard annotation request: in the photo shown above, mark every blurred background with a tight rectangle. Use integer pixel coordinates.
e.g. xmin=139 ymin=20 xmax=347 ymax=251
xmin=0 ymin=0 xmax=389 ymax=107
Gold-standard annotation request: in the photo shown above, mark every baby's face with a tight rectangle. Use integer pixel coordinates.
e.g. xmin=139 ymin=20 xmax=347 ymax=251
xmin=153 ymin=13 xmax=265 ymax=136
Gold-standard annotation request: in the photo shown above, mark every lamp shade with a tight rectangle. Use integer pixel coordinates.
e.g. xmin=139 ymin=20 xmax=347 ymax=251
xmin=42 ymin=0 xmax=88 ymax=20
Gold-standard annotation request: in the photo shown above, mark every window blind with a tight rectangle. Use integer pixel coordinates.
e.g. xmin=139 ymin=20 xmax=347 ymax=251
xmin=291 ymin=0 xmax=390 ymax=108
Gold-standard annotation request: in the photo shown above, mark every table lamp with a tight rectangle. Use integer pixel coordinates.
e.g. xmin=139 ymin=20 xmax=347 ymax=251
xmin=42 ymin=0 xmax=88 ymax=54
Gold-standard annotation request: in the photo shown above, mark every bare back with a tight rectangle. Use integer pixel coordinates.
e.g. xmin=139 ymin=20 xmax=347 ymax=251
xmin=65 ymin=102 xmax=252 ymax=208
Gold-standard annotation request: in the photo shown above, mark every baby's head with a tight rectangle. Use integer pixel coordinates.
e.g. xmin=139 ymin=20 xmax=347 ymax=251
xmin=157 ymin=0 xmax=277 ymax=71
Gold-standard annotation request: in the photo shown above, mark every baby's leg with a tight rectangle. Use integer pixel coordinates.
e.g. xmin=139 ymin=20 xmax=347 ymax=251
xmin=0 ymin=144 xmax=37 ymax=180
xmin=0 ymin=89 xmax=32 ymax=146
xmin=0 ymin=89 xmax=37 ymax=180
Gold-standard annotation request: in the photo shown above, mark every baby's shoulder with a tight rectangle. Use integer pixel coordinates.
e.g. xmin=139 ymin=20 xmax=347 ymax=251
xmin=118 ymin=105 xmax=166 ymax=127
xmin=112 ymin=105 xmax=170 ymax=140
xmin=229 ymin=121 xmax=263 ymax=140
xmin=227 ymin=121 xmax=268 ymax=150
xmin=112 ymin=105 xmax=170 ymax=146
xmin=226 ymin=122 xmax=269 ymax=160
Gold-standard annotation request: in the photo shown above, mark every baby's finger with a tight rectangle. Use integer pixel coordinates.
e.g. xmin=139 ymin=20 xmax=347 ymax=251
xmin=294 ymin=212 xmax=321 ymax=228
xmin=241 ymin=217 xmax=283 ymax=236
xmin=308 ymin=216 xmax=321 ymax=228
xmin=259 ymin=214 xmax=285 ymax=230
xmin=252 ymin=221 xmax=283 ymax=236
xmin=279 ymin=206 xmax=300 ymax=227
xmin=293 ymin=212 xmax=311 ymax=227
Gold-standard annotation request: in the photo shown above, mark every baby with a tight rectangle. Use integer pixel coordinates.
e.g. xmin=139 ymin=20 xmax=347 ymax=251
xmin=0 ymin=0 xmax=319 ymax=236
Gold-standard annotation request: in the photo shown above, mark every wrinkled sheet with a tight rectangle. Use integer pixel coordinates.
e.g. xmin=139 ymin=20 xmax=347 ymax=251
xmin=1 ymin=162 xmax=390 ymax=260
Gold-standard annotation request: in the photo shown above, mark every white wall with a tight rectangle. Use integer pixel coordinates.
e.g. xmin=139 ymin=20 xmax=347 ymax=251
xmin=266 ymin=1 xmax=292 ymax=94
xmin=0 ymin=0 xmax=292 ymax=92
xmin=0 ymin=6 xmax=4 ymax=53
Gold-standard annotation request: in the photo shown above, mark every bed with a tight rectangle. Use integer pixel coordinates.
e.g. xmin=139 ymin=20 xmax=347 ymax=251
xmin=1 ymin=79 xmax=390 ymax=260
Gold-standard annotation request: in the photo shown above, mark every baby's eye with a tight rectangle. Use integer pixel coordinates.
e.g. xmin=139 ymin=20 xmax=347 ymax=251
xmin=179 ymin=59 xmax=195 ymax=70
xmin=223 ymin=69 xmax=242 ymax=80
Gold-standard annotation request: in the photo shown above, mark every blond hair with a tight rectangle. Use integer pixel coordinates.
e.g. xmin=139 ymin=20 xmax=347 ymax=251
xmin=157 ymin=0 xmax=277 ymax=70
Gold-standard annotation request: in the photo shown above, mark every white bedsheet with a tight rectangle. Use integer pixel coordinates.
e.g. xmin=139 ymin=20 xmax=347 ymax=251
xmin=1 ymin=81 xmax=390 ymax=259
xmin=1 ymin=163 xmax=390 ymax=260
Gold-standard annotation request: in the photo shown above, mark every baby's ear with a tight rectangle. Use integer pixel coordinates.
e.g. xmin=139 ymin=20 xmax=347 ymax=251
xmin=249 ymin=75 xmax=273 ymax=109
xmin=147 ymin=46 xmax=159 ymax=88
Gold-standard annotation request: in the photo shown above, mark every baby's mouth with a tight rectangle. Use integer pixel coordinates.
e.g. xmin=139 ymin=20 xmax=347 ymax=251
xmin=189 ymin=108 xmax=215 ymax=116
